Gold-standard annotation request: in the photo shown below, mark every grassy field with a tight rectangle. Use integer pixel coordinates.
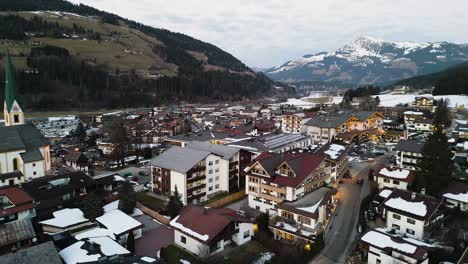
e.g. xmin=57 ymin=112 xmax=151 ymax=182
xmin=0 ymin=11 xmax=177 ymax=75
xmin=303 ymin=96 xmax=331 ymax=104
xmin=136 ymin=192 xmax=166 ymax=211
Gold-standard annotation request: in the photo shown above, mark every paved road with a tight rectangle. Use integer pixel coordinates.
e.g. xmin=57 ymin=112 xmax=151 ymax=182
xmin=312 ymin=157 xmax=385 ymax=264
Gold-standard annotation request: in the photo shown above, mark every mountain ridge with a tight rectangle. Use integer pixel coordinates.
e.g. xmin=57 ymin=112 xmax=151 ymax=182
xmin=265 ymin=36 xmax=468 ymax=86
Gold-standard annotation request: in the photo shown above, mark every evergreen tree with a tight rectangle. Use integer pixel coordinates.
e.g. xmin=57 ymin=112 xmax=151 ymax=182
xmin=82 ymin=192 xmax=104 ymax=221
xmin=167 ymin=186 xmax=183 ymax=218
xmin=415 ymin=126 xmax=453 ymax=195
xmin=126 ymin=231 xmax=135 ymax=253
xmin=118 ymin=181 xmax=136 ymax=214
xmin=73 ymin=122 xmax=87 ymax=141
xmin=434 ymin=99 xmax=452 ymax=127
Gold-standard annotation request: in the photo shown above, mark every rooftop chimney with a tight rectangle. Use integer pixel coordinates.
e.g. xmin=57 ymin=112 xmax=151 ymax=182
xmin=420 ymin=188 xmax=426 ymax=195
xmin=411 ymin=192 xmax=416 ymax=200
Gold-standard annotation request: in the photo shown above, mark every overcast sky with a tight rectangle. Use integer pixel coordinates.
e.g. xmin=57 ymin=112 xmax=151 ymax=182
xmin=69 ymin=0 xmax=468 ymax=67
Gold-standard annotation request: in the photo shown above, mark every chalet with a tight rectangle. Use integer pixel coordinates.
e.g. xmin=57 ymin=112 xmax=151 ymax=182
xmin=359 ymin=229 xmax=430 ymax=264
xmin=64 ymin=151 xmax=90 ymax=172
xmin=39 ymin=208 xmax=94 ymax=238
xmin=0 ymin=186 xmax=35 ymax=224
xmin=382 ymin=189 xmax=444 ymax=240
xmin=301 ymin=115 xmax=353 ymax=143
xmin=95 ymin=209 xmax=143 ymax=245
xmin=406 ymin=117 xmax=433 ymax=132
xmin=269 ymin=187 xmax=337 ymax=246
xmin=170 ymin=206 xmax=254 ymax=256
xmin=59 ymin=236 xmax=130 ymax=264
xmin=375 ymin=166 xmax=415 ymax=190
xmin=414 ymin=96 xmax=433 ymax=107
xmin=245 ymin=152 xmax=327 ymax=213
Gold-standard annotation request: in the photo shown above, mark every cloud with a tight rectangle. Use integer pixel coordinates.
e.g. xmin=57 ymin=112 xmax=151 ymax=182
xmin=69 ymin=0 xmax=468 ymax=67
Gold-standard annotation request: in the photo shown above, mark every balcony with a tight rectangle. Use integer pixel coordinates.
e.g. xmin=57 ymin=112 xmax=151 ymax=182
xmin=269 ymin=216 xmax=320 ymax=240
xmin=251 ymin=192 xmax=283 ymax=203
xmin=259 ymin=183 xmax=286 ymax=194
xmin=187 ymin=175 xmax=206 ymax=184
xmin=188 ymin=192 xmax=206 ymax=201
xmin=187 ymin=183 xmax=206 ymax=193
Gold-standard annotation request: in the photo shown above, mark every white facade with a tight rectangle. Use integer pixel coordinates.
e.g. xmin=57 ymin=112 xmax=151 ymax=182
xmin=385 ymin=210 xmax=424 ymax=240
xmin=301 ymin=125 xmax=341 ymax=143
xmin=377 ymin=177 xmax=409 ymax=190
xmin=367 ymin=244 xmax=429 ymax=264
xmin=395 ymin=151 xmax=422 ymax=170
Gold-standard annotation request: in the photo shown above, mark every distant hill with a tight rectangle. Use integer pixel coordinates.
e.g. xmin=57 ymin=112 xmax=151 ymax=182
xmin=264 ymin=36 xmax=468 ymax=86
xmin=396 ymin=61 xmax=468 ymax=95
xmin=0 ymin=0 xmax=288 ymax=110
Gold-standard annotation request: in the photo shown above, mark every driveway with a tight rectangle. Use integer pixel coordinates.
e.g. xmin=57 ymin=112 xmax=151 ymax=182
xmin=225 ymin=197 xmax=261 ymax=220
xmin=312 ymin=156 xmax=386 ymax=263
xmin=135 ymin=214 xmax=162 ymax=232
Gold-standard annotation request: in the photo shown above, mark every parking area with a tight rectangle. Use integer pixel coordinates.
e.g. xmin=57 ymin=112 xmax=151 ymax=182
xmin=135 ymin=213 xmax=162 ymax=232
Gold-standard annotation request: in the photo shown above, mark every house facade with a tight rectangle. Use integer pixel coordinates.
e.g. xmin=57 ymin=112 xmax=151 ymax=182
xmin=375 ymin=166 xmax=415 ymax=190
xmin=245 ymin=152 xmax=328 ymax=213
xmin=281 ymin=113 xmax=305 ymax=134
xmin=395 ymin=140 xmax=425 ymax=170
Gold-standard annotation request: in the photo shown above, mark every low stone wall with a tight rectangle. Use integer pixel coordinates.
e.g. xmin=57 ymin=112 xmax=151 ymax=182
xmin=205 ymin=191 xmax=246 ymax=208
xmin=137 ymin=202 xmax=171 ymax=225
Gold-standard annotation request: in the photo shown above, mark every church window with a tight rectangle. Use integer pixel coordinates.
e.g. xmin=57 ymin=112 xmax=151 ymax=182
xmin=13 ymin=158 xmax=20 ymax=171
xmin=13 ymin=114 xmax=19 ymax=123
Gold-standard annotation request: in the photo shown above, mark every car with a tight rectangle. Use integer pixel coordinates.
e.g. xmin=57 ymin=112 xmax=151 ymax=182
xmin=357 ymin=178 xmax=364 ymax=184
xmin=367 ymin=209 xmax=376 ymax=220
xmin=237 ymin=210 xmax=247 ymax=217
xmin=343 ymin=170 xmax=351 ymax=178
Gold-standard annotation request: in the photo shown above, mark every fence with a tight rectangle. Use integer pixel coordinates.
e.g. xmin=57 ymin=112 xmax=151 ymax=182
xmin=204 ymin=191 xmax=246 ymax=208
xmin=136 ymin=202 xmax=171 ymax=225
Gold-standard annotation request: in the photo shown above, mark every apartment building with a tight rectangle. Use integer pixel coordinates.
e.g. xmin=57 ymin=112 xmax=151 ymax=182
xmin=317 ymin=143 xmax=348 ymax=182
xmin=375 ymin=166 xmax=415 ymax=190
xmin=150 ymin=142 xmax=244 ymax=205
xmin=245 ymin=152 xmax=327 ymax=214
xmin=395 ymin=140 xmax=425 ymax=170
xmin=281 ymin=113 xmax=306 ymax=134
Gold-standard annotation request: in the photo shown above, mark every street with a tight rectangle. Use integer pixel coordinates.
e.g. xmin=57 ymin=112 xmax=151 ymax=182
xmin=312 ymin=156 xmax=386 ymax=264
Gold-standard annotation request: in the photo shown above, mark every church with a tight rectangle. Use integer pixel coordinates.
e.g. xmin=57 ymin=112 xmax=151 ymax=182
xmin=0 ymin=51 xmax=51 ymax=186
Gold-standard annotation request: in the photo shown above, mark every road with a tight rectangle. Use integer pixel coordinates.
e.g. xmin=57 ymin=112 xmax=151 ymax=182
xmin=312 ymin=156 xmax=386 ymax=264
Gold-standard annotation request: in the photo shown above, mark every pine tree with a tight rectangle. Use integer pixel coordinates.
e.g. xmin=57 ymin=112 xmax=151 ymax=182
xmin=434 ymin=99 xmax=452 ymax=127
xmin=82 ymin=192 xmax=104 ymax=221
xmin=118 ymin=181 xmax=136 ymax=214
xmin=167 ymin=186 xmax=183 ymax=218
xmin=415 ymin=125 xmax=453 ymax=195
xmin=73 ymin=122 xmax=87 ymax=141
xmin=126 ymin=231 xmax=135 ymax=253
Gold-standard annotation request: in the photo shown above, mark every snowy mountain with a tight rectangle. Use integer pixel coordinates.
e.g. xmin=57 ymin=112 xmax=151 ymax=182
xmin=264 ymin=36 xmax=468 ymax=86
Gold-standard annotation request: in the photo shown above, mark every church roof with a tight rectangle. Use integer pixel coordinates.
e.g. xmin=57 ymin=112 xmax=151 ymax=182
xmin=0 ymin=124 xmax=49 ymax=152
xmin=4 ymin=50 xmax=18 ymax=111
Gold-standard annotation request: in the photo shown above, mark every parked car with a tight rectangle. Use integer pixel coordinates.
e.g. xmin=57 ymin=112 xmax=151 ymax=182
xmin=357 ymin=178 xmax=364 ymax=184
xmin=367 ymin=209 xmax=376 ymax=220
xmin=237 ymin=210 xmax=247 ymax=217
xmin=343 ymin=170 xmax=351 ymax=178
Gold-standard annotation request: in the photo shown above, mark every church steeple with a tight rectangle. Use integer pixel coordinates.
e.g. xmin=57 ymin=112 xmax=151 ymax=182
xmin=3 ymin=50 xmax=24 ymax=126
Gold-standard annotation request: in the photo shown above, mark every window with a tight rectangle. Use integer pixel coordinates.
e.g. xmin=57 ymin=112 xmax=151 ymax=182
xmin=215 ymin=184 xmax=219 ymax=189
xmin=209 ymin=178 xmax=213 ymax=183
xmin=393 ymin=214 xmax=401 ymax=220
xmin=13 ymin=114 xmax=19 ymax=123
xmin=209 ymin=170 xmax=213 ymax=174
xmin=209 ymin=187 xmax=213 ymax=191
xmin=208 ymin=161 xmax=213 ymax=166
xmin=243 ymin=230 xmax=250 ymax=238
xmin=215 ymin=176 xmax=219 ymax=181
xmin=376 ymin=259 xmax=381 ymax=264
xmin=393 ymin=180 xmax=400 ymax=185
xmin=33 ymin=163 xmax=36 ymax=167
xmin=392 ymin=224 xmax=400 ymax=230
xmin=12 ymin=158 xmax=20 ymax=171
xmin=298 ymin=215 xmax=311 ymax=225
xmin=384 ymin=179 xmax=390 ymax=183
xmin=180 ymin=236 xmax=186 ymax=244
xmin=33 ymin=172 xmax=37 ymax=176
xmin=407 ymin=218 xmax=416 ymax=225
xmin=215 ymin=168 xmax=219 ymax=173
xmin=215 ymin=160 xmax=219 ymax=164
xmin=406 ymin=228 xmax=415 ymax=235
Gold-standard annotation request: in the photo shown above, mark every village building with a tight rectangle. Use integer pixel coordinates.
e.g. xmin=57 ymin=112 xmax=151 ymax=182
xmin=39 ymin=208 xmax=94 ymax=238
xmin=281 ymin=113 xmax=306 ymax=134
xmin=359 ymin=228 xmax=430 ymax=264
xmin=317 ymin=143 xmax=348 ymax=182
xmin=395 ymin=140 xmax=425 ymax=170
xmin=269 ymin=187 xmax=337 ymax=246
xmin=406 ymin=117 xmax=433 ymax=132
xmin=227 ymin=133 xmax=312 ymax=156
xmin=150 ymin=143 xmax=246 ymax=205
xmin=0 ymin=186 xmax=35 ymax=224
xmin=375 ymin=166 xmax=415 ymax=190
xmin=382 ymin=189 xmax=444 ymax=240
xmin=414 ymin=96 xmax=433 ymax=107
xmin=170 ymin=206 xmax=254 ymax=256
xmin=245 ymin=152 xmax=327 ymax=213
xmin=0 ymin=52 xmax=51 ymax=184
xmin=455 ymin=123 xmax=468 ymax=139
xmin=442 ymin=179 xmax=468 ymax=212
xmin=59 ymin=236 xmax=130 ymax=264
xmin=0 ymin=241 xmax=62 ymax=264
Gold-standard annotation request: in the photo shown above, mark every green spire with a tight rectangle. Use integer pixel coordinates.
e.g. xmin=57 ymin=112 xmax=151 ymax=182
xmin=4 ymin=50 xmax=17 ymax=111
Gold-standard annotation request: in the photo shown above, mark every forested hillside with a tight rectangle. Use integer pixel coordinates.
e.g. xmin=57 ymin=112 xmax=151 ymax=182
xmin=396 ymin=62 xmax=468 ymax=95
xmin=0 ymin=0 xmax=286 ymax=110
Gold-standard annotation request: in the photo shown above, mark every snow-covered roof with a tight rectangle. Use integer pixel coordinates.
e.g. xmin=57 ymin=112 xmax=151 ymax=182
xmin=443 ymin=191 xmax=468 ymax=203
xmin=103 ymin=200 xmax=143 ymax=217
xmin=378 ymin=167 xmax=411 ymax=179
xmin=74 ymin=227 xmax=116 ymax=240
xmin=40 ymin=208 xmax=89 ymax=228
xmin=323 ymin=144 xmax=346 ymax=160
xmin=361 ymin=230 xmax=417 ymax=254
xmin=384 ymin=197 xmax=427 ymax=217
xmin=404 ymin=111 xmax=424 ymax=115
xmin=170 ymin=215 xmax=209 ymax=241
xmin=59 ymin=237 xmax=129 ymax=264
xmin=96 ymin=209 xmax=143 ymax=236
xmin=379 ymin=189 xmax=393 ymax=198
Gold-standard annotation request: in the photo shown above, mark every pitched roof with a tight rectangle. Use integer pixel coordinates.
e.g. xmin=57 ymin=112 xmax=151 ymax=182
xmin=383 ymin=189 xmax=442 ymax=221
xmin=20 ymin=148 xmax=44 ymax=163
xmin=0 ymin=124 xmax=49 ymax=152
xmin=443 ymin=179 xmax=468 ymax=204
xmin=0 ymin=241 xmax=62 ymax=264
xmin=252 ymin=152 xmax=325 ymax=188
xmin=149 ymin=146 xmax=210 ymax=173
xmin=0 ymin=185 xmax=33 ymax=216
xmin=186 ymin=141 xmax=239 ymax=160
xmin=396 ymin=139 xmax=425 ymax=153
xmin=170 ymin=206 xmax=251 ymax=244
xmin=376 ymin=166 xmax=415 ymax=183
xmin=303 ymin=115 xmax=351 ymax=128
xmin=0 ymin=219 xmax=36 ymax=247
xmin=277 ymin=187 xmax=337 ymax=219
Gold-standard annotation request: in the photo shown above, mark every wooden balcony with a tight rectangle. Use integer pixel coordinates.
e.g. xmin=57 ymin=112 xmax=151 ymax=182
xmin=259 ymin=183 xmax=286 ymax=194
xmin=250 ymin=191 xmax=283 ymax=203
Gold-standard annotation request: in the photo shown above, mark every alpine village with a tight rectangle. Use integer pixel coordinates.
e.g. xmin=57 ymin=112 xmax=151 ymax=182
xmin=0 ymin=1 xmax=467 ymax=264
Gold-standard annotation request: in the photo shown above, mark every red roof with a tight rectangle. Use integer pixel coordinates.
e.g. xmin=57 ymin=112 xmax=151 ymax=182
xmin=171 ymin=206 xmax=251 ymax=244
xmin=0 ymin=186 xmax=34 ymax=216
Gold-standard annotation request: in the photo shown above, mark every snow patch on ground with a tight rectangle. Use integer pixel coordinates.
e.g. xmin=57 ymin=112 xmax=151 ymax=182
xmin=253 ymin=252 xmax=275 ymax=264
xmin=373 ymin=93 xmax=468 ymax=108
